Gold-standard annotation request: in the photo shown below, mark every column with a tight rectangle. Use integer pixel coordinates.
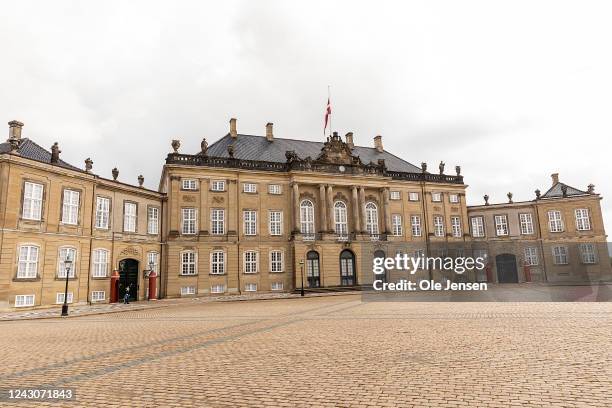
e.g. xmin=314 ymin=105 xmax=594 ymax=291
xmin=359 ymin=187 xmax=366 ymax=233
xmin=292 ymin=182 xmax=300 ymax=233
xmin=319 ymin=184 xmax=328 ymax=232
xmin=199 ymin=179 xmax=209 ymax=234
xmin=227 ymin=179 xmax=237 ymax=235
xmin=382 ymin=187 xmax=391 ymax=234
xmin=326 ymin=185 xmax=334 ymax=233
xmin=169 ymin=176 xmax=180 ymax=234
xmin=351 ymin=186 xmax=361 ymax=233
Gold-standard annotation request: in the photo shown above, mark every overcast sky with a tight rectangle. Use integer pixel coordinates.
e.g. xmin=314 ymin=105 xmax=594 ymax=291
xmin=2 ymin=1 xmax=611 ymax=234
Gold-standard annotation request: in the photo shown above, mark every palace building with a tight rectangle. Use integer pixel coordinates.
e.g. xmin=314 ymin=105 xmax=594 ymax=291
xmin=0 ymin=119 xmax=610 ymax=309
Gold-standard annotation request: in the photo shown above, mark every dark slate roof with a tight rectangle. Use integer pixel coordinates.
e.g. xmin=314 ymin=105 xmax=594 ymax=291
xmin=0 ymin=138 xmax=81 ymax=171
xmin=206 ymin=134 xmax=422 ymax=173
xmin=541 ymin=182 xmax=588 ymax=198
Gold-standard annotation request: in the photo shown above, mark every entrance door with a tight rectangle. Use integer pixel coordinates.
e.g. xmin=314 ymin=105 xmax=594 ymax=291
xmin=496 ymin=254 xmax=518 ymax=283
xmin=306 ymin=251 xmax=320 ymax=288
xmin=118 ymin=259 xmax=139 ymax=301
xmin=340 ymin=250 xmax=356 ymax=286
xmin=373 ymin=250 xmax=387 ymax=283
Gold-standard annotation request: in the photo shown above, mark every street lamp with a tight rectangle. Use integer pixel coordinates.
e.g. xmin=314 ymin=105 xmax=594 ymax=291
xmin=61 ymin=253 xmax=73 ymax=317
xmin=299 ymin=259 xmax=305 ymax=297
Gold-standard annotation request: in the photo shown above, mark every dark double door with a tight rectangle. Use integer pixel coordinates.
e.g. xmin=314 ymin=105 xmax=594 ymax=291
xmin=496 ymin=254 xmax=518 ymax=283
xmin=118 ymin=259 xmax=139 ymax=301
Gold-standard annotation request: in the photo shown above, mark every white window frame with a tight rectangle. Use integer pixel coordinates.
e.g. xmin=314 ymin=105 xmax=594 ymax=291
xmin=365 ymin=202 xmax=379 ymax=235
xmin=91 ymin=291 xmax=105 ymax=302
xmin=494 ymin=215 xmax=509 ymax=236
xmin=392 ymin=214 xmax=403 ymax=236
xmin=408 ymin=192 xmax=419 ymax=201
xmin=17 ymin=245 xmax=39 ymax=279
xmin=243 ymin=183 xmax=257 ymax=193
xmin=180 ymin=251 xmax=197 ymax=275
xmin=147 ymin=207 xmax=159 ymax=235
xmin=95 ymin=196 xmax=110 ymax=229
xmin=548 ymin=210 xmax=564 ymax=233
xmin=410 ymin=215 xmax=422 ymax=237
xmin=269 ymin=210 xmax=283 ymax=236
xmin=61 ymin=189 xmax=80 ymax=225
xmin=243 ymin=250 xmax=258 ymax=273
xmin=271 ymin=282 xmax=284 ymax=291
xmin=431 ymin=192 xmax=442 ymax=202
xmin=15 ymin=294 xmax=35 ymax=307
xmin=22 ymin=182 xmax=44 ymax=221
xmin=451 ymin=216 xmax=462 ymax=237
xmin=449 ymin=194 xmax=459 ymax=203
xmin=552 ymin=246 xmax=569 ymax=265
xmin=243 ymin=210 xmax=257 ymax=236
xmin=92 ymin=248 xmax=110 ymax=278
xmin=334 ymin=201 xmax=348 ymax=237
xmin=245 ymin=283 xmax=257 ymax=292
xmin=471 ymin=216 xmax=485 ymax=238
xmin=519 ymin=213 xmax=534 ymax=235
xmin=57 ymin=247 xmax=77 ymax=278
xmin=269 ymin=250 xmax=283 ymax=273
xmin=300 ymin=200 xmax=315 ymax=235
xmin=433 ymin=215 xmax=445 ymax=237
xmin=210 ymin=250 xmax=225 ymax=275
xmin=575 ymin=209 xmax=591 ymax=231
xmin=181 ymin=286 xmax=196 ymax=295
xmin=182 ymin=208 xmax=197 ymax=235
xmin=268 ymin=184 xmax=281 ymax=195
xmin=579 ymin=243 xmax=597 ymax=264
xmin=524 ymin=247 xmax=538 ymax=266
xmin=182 ymin=179 xmax=198 ymax=190
xmin=211 ymin=209 xmax=225 ymax=235
xmin=147 ymin=251 xmax=159 ymax=274
xmin=123 ymin=202 xmax=137 ymax=233
xmin=211 ymin=284 xmax=226 ymax=294
xmin=56 ymin=292 xmax=74 ymax=304
xmin=211 ymin=180 xmax=225 ymax=192
xmin=390 ymin=191 xmax=401 ymax=200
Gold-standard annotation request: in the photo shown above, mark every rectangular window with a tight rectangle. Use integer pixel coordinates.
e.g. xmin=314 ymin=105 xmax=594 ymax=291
xmin=245 ymin=283 xmax=257 ymax=292
xmin=524 ymin=247 xmax=538 ymax=266
xmin=471 ymin=216 xmax=485 ymax=238
xmin=147 ymin=252 xmax=159 ymax=274
xmin=575 ymin=209 xmax=591 ymax=231
xmin=211 ymin=251 xmax=225 ymax=274
xmin=17 ymin=245 xmax=39 ymax=278
xmin=148 ymin=207 xmax=159 ymax=234
xmin=15 ymin=294 xmax=35 ymax=307
xmin=22 ymin=182 xmax=44 ymax=220
xmin=449 ymin=194 xmax=459 ymax=203
xmin=182 ymin=208 xmax=197 ymax=235
xmin=181 ymin=286 xmax=196 ymax=295
xmin=433 ymin=215 xmax=444 ymax=237
xmin=270 ymin=250 xmax=283 ymax=272
xmin=271 ymin=282 xmax=284 ymax=291
xmin=410 ymin=215 xmax=422 ymax=237
xmin=408 ymin=192 xmax=419 ymax=201
xmin=552 ymin=246 xmax=569 ymax=265
xmin=390 ymin=191 xmax=401 ymax=200
xmin=243 ymin=210 xmax=257 ymax=236
xmin=91 ymin=291 xmax=105 ymax=302
xmin=269 ymin=211 xmax=282 ymax=236
xmin=211 ymin=180 xmax=225 ymax=191
xmin=211 ymin=284 xmax=226 ymax=294
xmin=392 ymin=214 xmax=403 ymax=236
xmin=56 ymin=292 xmax=74 ymax=304
xmin=268 ymin=184 xmax=281 ymax=195
xmin=244 ymin=251 xmax=258 ymax=273
xmin=180 ymin=251 xmax=197 ymax=275
xmin=548 ymin=210 xmax=564 ymax=232
xmin=211 ymin=209 xmax=225 ymax=235
xmin=62 ymin=189 xmax=80 ymax=225
xmin=451 ymin=216 xmax=462 ymax=237
xmin=431 ymin=192 xmax=442 ymax=202
xmin=95 ymin=196 xmax=110 ymax=229
xmin=57 ymin=247 xmax=77 ymax=278
xmin=123 ymin=202 xmax=137 ymax=232
xmin=243 ymin=183 xmax=257 ymax=193
xmin=494 ymin=215 xmax=509 ymax=236
xmin=182 ymin=179 xmax=197 ymax=190
xmin=580 ymin=243 xmax=597 ymax=264
xmin=92 ymin=249 xmax=109 ymax=278
xmin=519 ymin=213 xmax=534 ymax=235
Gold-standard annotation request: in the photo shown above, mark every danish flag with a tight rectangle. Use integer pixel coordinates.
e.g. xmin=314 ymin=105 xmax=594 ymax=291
xmin=323 ymin=97 xmax=331 ymax=133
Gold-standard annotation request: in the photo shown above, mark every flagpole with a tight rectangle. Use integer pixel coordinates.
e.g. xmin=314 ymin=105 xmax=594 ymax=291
xmin=328 ymin=85 xmax=332 ymax=137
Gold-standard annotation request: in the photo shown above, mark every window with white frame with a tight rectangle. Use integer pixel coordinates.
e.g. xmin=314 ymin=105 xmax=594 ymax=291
xmin=271 ymin=282 xmax=284 ymax=291
xmin=22 ymin=182 xmax=44 ymax=221
xmin=548 ymin=210 xmax=563 ymax=232
xmin=245 ymin=283 xmax=257 ymax=292
xmin=390 ymin=191 xmax=401 ymax=200
xmin=180 ymin=251 xmax=197 ymax=275
xmin=449 ymin=194 xmax=459 ymax=203
xmin=451 ymin=216 xmax=462 ymax=237
xmin=580 ymin=243 xmax=597 ymax=264
xmin=15 ymin=294 xmax=35 ymax=307
xmin=270 ymin=250 xmax=283 ymax=273
xmin=244 ymin=251 xmax=258 ymax=273
xmin=182 ymin=208 xmax=197 ymax=234
xmin=17 ymin=245 xmax=39 ymax=279
xmin=408 ymin=192 xmax=419 ymax=201
xmin=91 ymin=291 xmax=105 ymax=302
xmin=431 ymin=192 xmax=442 ymax=202
xmin=181 ymin=286 xmax=196 ymax=295
xmin=552 ymin=246 xmax=569 ymax=264
xmin=147 ymin=252 xmax=159 ymax=274
xmin=211 ymin=180 xmax=225 ymax=191
xmin=211 ymin=284 xmax=226 ymax=294
xmin=392 ymin=214 xmax=402 ymax=236
xmin=95 ymin=196 xmax=110 ymax=229
xmin=300 ymin=200 xmax=315 ymax=235
xmin=519 ymin=213 xmax=534 ymax=235
xmin=211 ymin=251 xmax=225 ymax=274
xmin=92 ymin=248 xmax=109 ymax=278
xmin=269 ymin=211 xmax=282 ymax=236
xmin=365 ymin=202 xmax=379 ymax=235
xmin=56 ymin=292 xmax=73 ymax=304
xmin=123 ymin=202 xmax=137 ymax=232
xmin=243 ymin=210 xmax=257 ymax=236
xmin=182 ymin=179 xmax=197 ymax=190
xmin=62 ymin=189 xmax=80 ymax=225
xmin=211 ymin=209 xmax=225 ymax=235
xmin=243 ymin=183 xmax=257 ymax=193
xmin=524 ymin=247 xmax=538 ymax=266
xmin=268 ymin=184 xmax=281 ymax=195
xmin=494 ymin=215 xmax=509 ymax=236
xmin=471 ymin=216 xmax=485 ymax=237
xmin=410 ymin=215 xmax=422 ymax=237
xmin=433 ymin=215 xmax=444 ymax=237
xmin=575 ymin=209 xmax=591 ymax=231
xmin=334 ymin=201 xmax=348 ymax=236
xmin=57 ymin=247 xmax=77 ymax=278
xmin=147 ymin=207 xmax=159 ymax=234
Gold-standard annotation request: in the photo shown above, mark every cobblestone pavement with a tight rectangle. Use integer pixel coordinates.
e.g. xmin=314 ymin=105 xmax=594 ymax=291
xmin=1 ymin=295 xmax=610 ymax=407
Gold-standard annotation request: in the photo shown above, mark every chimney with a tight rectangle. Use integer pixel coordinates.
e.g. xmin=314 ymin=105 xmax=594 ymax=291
xmin=229 ymin=118 xmax=237 ymax=138
xmin=266 ymin=122 xmax=273 ymax=142
xmin=374 ymin=135 xmax=383 ymax=153
xmin=345 ymin=132 xmax=354 ymax=149
xmin=551 ymin=173 xmax=559 ymax=186
xmin=8 ymin=120 xmax=24 ymax=140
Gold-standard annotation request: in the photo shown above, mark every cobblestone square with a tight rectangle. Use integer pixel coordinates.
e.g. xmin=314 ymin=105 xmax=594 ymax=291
xmin=1 ymin=294 xmax=611 ymax=407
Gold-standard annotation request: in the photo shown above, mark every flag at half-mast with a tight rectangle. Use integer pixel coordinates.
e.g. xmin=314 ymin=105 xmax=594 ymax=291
xmin=323 ymin=97 xmax=332 ymax=133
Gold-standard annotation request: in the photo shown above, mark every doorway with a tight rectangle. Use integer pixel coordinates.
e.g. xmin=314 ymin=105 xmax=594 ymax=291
xmin=496 ymin=254 xmax=518 ymax=283
xmin=118 ymin=258 xmax=139 ymax=301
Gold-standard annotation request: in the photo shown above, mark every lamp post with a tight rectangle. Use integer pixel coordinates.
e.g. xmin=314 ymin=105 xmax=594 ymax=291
xmin=299 ymin=259 xmax=305 ymax=297
xmin=61 ymin=253 xmax=73 ymax=317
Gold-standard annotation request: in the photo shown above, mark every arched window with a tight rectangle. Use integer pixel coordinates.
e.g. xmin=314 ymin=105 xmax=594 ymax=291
xmin=365 ymin=202 xmax=379 ymax=235
xmin=340 ymin=250 xmax=356 ymax=286
xmin=373 ymin=250 xmax=387 ymax=283
xmin=334 ymin=201 xmax=348 ymax=237
xmin=300 ymin=200 xmax=315 ymax=236
xmin=58 ymin=247 xmax=77 ymax=278
xmin=306 ymin=250 xmax=320 ymax=288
